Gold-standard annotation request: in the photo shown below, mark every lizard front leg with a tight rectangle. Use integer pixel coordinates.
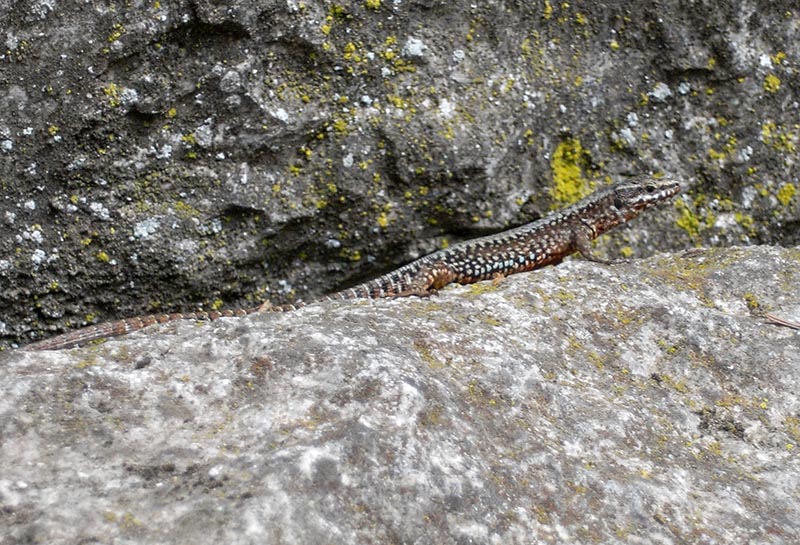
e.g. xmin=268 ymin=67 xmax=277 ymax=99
xmin=574 ymin=222 xmax=621 ymax=265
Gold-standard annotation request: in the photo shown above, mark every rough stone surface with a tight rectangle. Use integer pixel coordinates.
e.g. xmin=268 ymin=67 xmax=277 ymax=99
xmin=2 ymin=0 xmax=799 ymax=348
xmin=2 ymin=246 xmax=799 ymax=544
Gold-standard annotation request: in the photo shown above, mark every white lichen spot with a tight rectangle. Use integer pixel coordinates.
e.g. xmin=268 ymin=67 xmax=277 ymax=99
xmin=23 ymin=200 xmax=36 ymax=211
xmin=174 ymin=238 xmax=200 ymax=258
xmin=649 ymin=82 xmax=673 ymax=102
xmin=439 ymin=98 xmax=456 ymax=118
xmin=741 ymin=185 xmax=758 ymax=209
xmin=452 ymin=49 xmax=466 ymax=63
xmin=32 ymin=0 xmax=55 ymax=20
xmin=209 ymin=218 xmax=222 ymax=234
xmin=25 ymin=226 xmax=44 ymax=244
xmin=626 ymin=112 xmax=639 ymax=127
xmin=343 ymin=153 xmax=354 ymax=168
xmin=402 ymin=37 xmax=429 ymax=58
xmin=133 ymin=218 xmax=160 ymax=239
xmin=714 ymin=213 xmax=737 ymax=230
xmin=678 ymin=82 xmax=691 ymax=95
xmin=194 ymin=121 xmax=214 ymax=148
xmin=157 ymin=144 xmax=173 ymax=159
xmin=31 ymin=249 xmax=46 ymax=268
xmin=89 ymin=202 xmax=111 ymax=221
xmin=759 ymin=54 xmax=772 ymax=68
xmin=617 ymin=128 xmax=636 ymax=147
xmin=737 ymin=145 xmax=753 ymax=163
xmin=119 ymin=87 xmax=139 ymax=108
xmin=1 ymin=139 xmax=12 ymax=152
xmin=272 ymin=108 xmax=289 ymax=123
xmin=277 ymin=279 xmax=293 ymax=295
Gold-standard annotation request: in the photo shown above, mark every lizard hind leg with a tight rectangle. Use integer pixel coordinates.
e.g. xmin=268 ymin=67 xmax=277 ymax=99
xmin=394 ymin=262 xmax=455 ymax=298
xmin=491 ymin=271 xmax=507 ymax=287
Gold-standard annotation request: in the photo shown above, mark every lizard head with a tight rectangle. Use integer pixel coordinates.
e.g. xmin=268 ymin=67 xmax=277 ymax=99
xmin=611 ymin=178 xmax=681 ymax=220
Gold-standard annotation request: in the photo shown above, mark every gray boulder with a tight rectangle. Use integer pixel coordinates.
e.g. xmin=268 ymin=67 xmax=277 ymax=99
xmin=2 ymin=246 xmax=799 ymax=544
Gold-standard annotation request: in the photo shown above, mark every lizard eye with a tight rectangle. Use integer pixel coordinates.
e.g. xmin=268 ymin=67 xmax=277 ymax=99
xmin=646 ymin=184 xmax=657 ymax=193
xmin=613 ymin=197 xmax=624 ymax=209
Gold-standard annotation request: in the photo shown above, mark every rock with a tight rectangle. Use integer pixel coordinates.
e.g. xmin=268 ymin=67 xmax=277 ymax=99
xmin=2 ymin=246 xmax=799 ymax=543
xmin=2 ymin=0 xmax=798 ymax=348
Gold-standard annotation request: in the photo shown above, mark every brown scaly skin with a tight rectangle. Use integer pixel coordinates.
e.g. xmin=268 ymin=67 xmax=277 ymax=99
xmin=24 ymin=177 xmax=680 ymax=351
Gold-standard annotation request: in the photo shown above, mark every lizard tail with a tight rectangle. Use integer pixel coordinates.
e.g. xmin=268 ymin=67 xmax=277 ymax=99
xmin=23 ymin=308 xmax=259 ymax=351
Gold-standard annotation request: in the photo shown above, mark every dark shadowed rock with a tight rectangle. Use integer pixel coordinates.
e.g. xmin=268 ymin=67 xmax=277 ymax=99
xmin=2 ymin=0 xmax=799 ymax=348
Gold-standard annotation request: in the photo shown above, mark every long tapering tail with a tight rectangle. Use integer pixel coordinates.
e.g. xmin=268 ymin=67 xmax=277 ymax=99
xmin=23 ymin=308 xmax=261 ymax=351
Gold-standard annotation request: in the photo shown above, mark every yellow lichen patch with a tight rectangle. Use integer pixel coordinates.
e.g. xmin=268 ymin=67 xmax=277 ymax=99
xmin=764 ymin=73 xmax=781 ymax=93
xmin=777 ymin=183 xmax=796 ymax=206
xmin=743 ymin=292 xmax=761 ymax=313
xmin=103 ymin=83 xmax=121 ymax=107
xmin=465 ymin=282 xmax=498 ymax=298
xmin=480 ymin=314 xmax=503 ymax=327
xmin=364 ymin=0 xmax=381 ymax=9
xmin=674 ymin=198 xmax=714 ymax=243
xmin=376 ymin=211 xmax=389 ymax=228
xmin=172 ymin=200 xmax=201 ymax=218
xmin=339 ymin=248 xmax=361 ymax=262
xmin=761 ymin=121 xmax=797 ymax=153
xmin=331 ymin=118 xmax=349 ymax=134
xmin=76 ymin=355 xmax=99 ymax=369
xmin=549 ymin=138 xmax=593 ymax=207
xmin=659 ymin=373 xmax=689 ymax=394
xmin=784 ymin=416 xmax=800 ymax=444
xmin=107 ymin=23 xmax=125 ymax=43
xmin=543 ymin=0 xmax=553 ymax=19
xmin=95 ymin=250 xmax=110 ymax=263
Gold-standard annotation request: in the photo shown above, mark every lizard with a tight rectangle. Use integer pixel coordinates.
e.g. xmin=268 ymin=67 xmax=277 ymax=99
xmin=23 ymin=177 xmax=680 ymax=351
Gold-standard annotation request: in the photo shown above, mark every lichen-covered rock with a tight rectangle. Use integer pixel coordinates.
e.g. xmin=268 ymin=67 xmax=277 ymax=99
xmin=2 ymin=246 xmax=799 ymax=544
xmin=1 ymin=1 xmax=798 ymax=349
